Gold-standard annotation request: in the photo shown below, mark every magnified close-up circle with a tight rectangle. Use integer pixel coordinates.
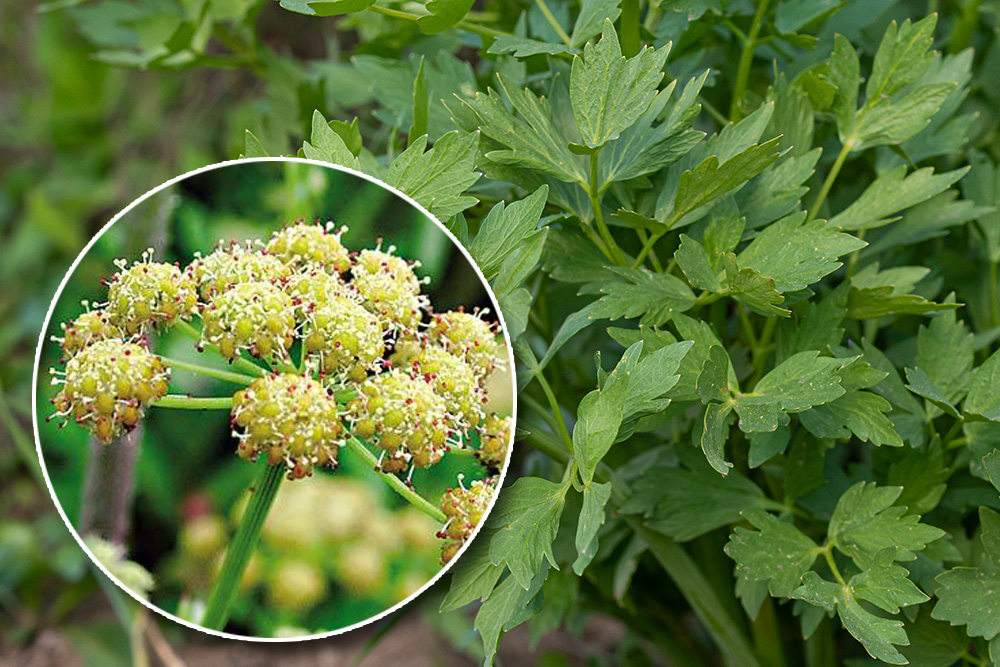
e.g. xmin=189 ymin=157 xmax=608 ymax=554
xmin=32 ymin=159 xmax=516 ymax=640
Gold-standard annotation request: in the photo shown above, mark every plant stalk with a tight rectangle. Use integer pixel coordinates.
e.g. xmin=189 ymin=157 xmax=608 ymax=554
xmin=589 ymin=152 xmax=628 ymax=266
xmin=157 ymin=356 xmax=257 ymax=386
xmin=152 ymin=395 xmax=234 ymax=410
xmin=729 ymin=0 xmax=771 ymax=122
xmin=533 ymin=0 xmax=573 ymax=46
xmin=807 ymin=140 xmax=853 ymax=223
xmin=343 ymin=435 xmax=447 ymax=523
xmin=202 ymin=461 xmax=284 ymax=630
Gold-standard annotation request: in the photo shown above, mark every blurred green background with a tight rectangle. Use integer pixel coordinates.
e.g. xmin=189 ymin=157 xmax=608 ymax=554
xmin=33 ymin=160 xmax=501 ymax=637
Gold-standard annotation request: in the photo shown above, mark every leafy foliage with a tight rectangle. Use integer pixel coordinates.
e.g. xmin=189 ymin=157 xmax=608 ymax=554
xmin=8 ymin=0 xmax=1000 ymax=664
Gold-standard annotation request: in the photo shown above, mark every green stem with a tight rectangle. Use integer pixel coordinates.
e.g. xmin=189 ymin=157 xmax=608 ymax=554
xmin=536 ymin=369 xmax=574 ymax=453
xmin=729 ymin=0 xmax=771 ymax=122
xmin=990 ymin=260 xmax=999 ymax=329
xmin=634 ymin=230 xmax=664 ymax=269
xmin=805 ymin=616 xmax=835 ymax=667
xmin=807 ymin=141 xmax=853 ymax=223
xmin=620 ymin=0 xmax=641 ymax=57
xmin=635 ymin=229 xmax=664 ymax=271
xmin=343 ymin=435 xmax=447 ymax=523
xmin=172 ymin=320 xmax=267 ymax=378
xmin=202 ymin=462 xmax=284 ymax=630
xmin=157 ymin=356 xmax=257 ymax=386
xmin=844 ymin=228 xmax=866 ymax=280
xmin=366 ymin=4 xmax=511 ymax=39
xmin=822 ymin=543 xmax=847 ymax=587
xmin=589 ymin=152 xmax=629 ymax=267
xmin=152 ymin=395 xmax=234 ymax=410
xmin=750 ymin=597 xmax=786 ymax=667
xmin=533 ymin=0 xmax=573 ymax=46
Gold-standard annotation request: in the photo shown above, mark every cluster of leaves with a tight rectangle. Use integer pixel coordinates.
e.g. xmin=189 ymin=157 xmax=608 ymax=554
xmin=20 ymin=0 xmax=1000 ymax=664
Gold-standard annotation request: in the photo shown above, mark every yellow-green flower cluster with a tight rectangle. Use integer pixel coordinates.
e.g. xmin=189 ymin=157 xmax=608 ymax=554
xmin=232 ymin=374 xmax=343 ymax=478
xmin=477 ymin=413 xmax=511 ymax=471
xmin=430 ymin=310 xmax=503 ymax=379
xmin=58 ymin=309 xmax=123 ymax=360
xmin=106 ymin=251 xmax=198 ymax=334
xmin=265 ymin=220 xmax=351 ymax=272
xmin=351 ymin=248 xmax=427 ymax=331
xmin=348 ymin=369 xmax=452 ymax=470
xmin=200 ymin=281 xmax=296 ymax=361
xmin=187 ymin=242 xmax=291 ymax=300
xmin=438 ymin=477 xmax=496 ymax=563
xmin=50 ymin=339 xmax=169 ymax=443
xmin=392 ymin=341 xmax=486 ymax=432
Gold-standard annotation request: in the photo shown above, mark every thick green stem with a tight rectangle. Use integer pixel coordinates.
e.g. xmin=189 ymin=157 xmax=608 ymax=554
xmin=807 ymin=141 xmax=853 ymax=223
xmin=343 ymin=435 xmax=447 ymax=523
xmin=157 ymin=356 xmax=257 ymax=386
xmin=533 ymin=0 xmax=573 ymax=46
xmin=751 ymin=597 xmax=786 ymax=667
xmin=729 ymin=0 xmax=771 ymax=122
xmin=366 ymin=4 xmax=511 ymax=39
xmin=589 ymin=152 xmax=629 ymax=267
xmin=822 ymin=543 xmax=847 ymax=587
xmin=152 ymin=395 xmax=234 ymax=410
xmin=202 ymin=462 xmax=284 ymax=630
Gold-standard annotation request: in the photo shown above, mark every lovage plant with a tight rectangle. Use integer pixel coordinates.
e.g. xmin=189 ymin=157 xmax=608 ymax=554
xmin=48 ymin=0 xmax=1000 ymax=663
xmin=45 ymin=218 xmax=512 ymax=634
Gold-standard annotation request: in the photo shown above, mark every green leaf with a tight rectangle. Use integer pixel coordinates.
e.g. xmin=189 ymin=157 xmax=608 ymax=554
xmin=622 ymin=459 xmax=785 ymax=541
xmin=487 ymin=36 xmax=579 ymax=58
xmin=985 ymin=450 xmax=1000 ymax=495
xmin=747 ymin=426 xmax=791 ymax=468
xmin=904 ymin=367 xmax=961 ymax=419
xmin=600 ymin=75 xmax=706 ymax=186
xmin=588 ymin=266 xmax=696 ymax=326
xmin=733 ymin=351 xmax=851 ymax=433
xmin=800 ymin=390 xmax=903 ymax=447
xmin=570 ymin=0 xmax=622 ymax=46
xmin=463 ymin=74 xmax=587 ymax=184
xmin=850 ymin=550 xmax=929 ymax=613
xmin=243 ymin=130 xmax=268 ymax=158
xmin=738 ymin=213 xmax=866 ymax=292
xmin=302 ymin=109 xmax=361 ymax=170
xmin=828 ymin=166 xmax=969 ymax=231
xmin=572 ymin=342 xmax=638 ymax=482
xmin=498 ymin=287 xmax=531 ymax=340
xmin=827 ymin=34 xmax=860 ymax=142
xmin=471 ymin=186 xmax=549 ymax=281
xmin=963 ymin=150 xmax=1000 ymax=263
xmin=700 ymin=401 xmax=734 ymax=475
xmin=474 ymin=567 xmax=549 ymax=665
xmin=408 ymin=57 xmax=428 ymax=144
xmin=494 ymin=228 xmax=547 ymax=296
xmin=847 ymin=286 xmax=961 ymax=320
xmin=981 ymin=507 xmax=1000 ymax=567
xmin=966 ymin=348 xmax=1000 ymax=422
xmin=440 ymin=531 xmax=504 ymax=612
xmin=676 ymin=234 xmax=721 ymax=292
xmin=838 ymin=591 xmax=910 ymax=664
xmin=828 ymin=482 xmax=945 ymax=564
xmin=416 ymin=0 xmax=474 ymax=34
xmin=917 ymin=306 xmax=974 ymax=405
xmin=384 ymin=131 xmax=481 ymax=219
xmin=573 ymin=481 xmax=612 ymax=575
xmin=670 ymin=137 xmax=784 ymax=224
xmin=306 ymin=0 xmax=373 ymax=16
xmin=696 ymin=344 xmax=732 ymax=404
xmin=569 ymin=21 xmax=669 ymax=150
xmin=489 ymin=477 xmax=569 ymax=589
xmin=932 ymin=567 xmax=1000 ymax=640
xmin=725 ymin=509 xmax=820 ymax=597
xmin=723 ymin=253 xmax=790 ymax=317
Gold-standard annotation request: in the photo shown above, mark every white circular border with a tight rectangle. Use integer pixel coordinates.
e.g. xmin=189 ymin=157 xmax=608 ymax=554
xmin=31 ymin=157 xmax=518 ymax=642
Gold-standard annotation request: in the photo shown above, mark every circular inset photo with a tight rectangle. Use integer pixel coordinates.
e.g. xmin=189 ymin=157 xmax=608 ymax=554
xmin=32 ymin=159 xmax=515 ymax=640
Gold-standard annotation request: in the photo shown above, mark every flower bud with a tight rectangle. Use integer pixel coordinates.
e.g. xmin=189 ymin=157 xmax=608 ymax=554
xmin=106 ymin=253 xmax=197 ymax=334
xmin=231 ymin=374 xmax=343 ymax=478
xmin=266 ymin=220 xmax=350 ymax=272
xmin=52 ymin=339 xmax=169 ymax=443
xmin=200 ymin=281 xmax=295 ymax=361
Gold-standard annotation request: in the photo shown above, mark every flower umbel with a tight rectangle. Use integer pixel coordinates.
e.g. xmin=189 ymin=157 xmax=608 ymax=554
xmin=200 ymin=281 xmax=296 ymax=360
xmin=438 ymin=477 xmax=496 ymax=563
xmin=106 ymin=250 xmax=198 ymax=334
xmin=51 ymin=339 xmax=169 ymax=443
xmin=232 ymin=373 xmax=344 ymax=479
